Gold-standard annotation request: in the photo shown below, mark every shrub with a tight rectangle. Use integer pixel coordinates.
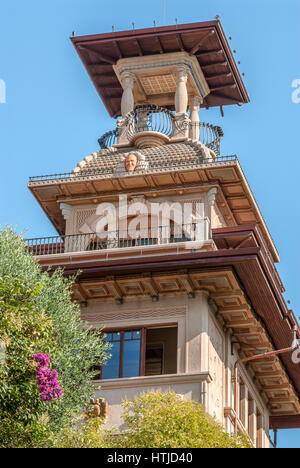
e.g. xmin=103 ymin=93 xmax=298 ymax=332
xmin=110 ymin=391 xmax=252 ymax=448
xmin=54 ymin=391 xmax=252 ymax=449
xmin=0 ymin=227 xmax=109 ymax=446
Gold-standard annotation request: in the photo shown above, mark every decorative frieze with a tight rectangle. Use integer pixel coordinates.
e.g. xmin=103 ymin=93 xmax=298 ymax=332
xmin=81 ymin=306 xmax=186 ymax=325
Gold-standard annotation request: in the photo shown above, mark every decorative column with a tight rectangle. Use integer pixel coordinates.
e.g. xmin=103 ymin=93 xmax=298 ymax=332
xmin=189 ymin=95 xmax=202 ymax=140
xmin=120 ymin=72 xmax=135 ymax=118
xmin=207 ymin=187 xmax=217 ymax=238
xmin=117 ymin=72 xmax=135 ymax=145
xmin=248 ymin=399 xmax=257 ymax=446
xmin=257 ymin=414 xmax=264 ymax=448
xmin=175 ymin=66 xmax=189 ymax=114
xmin=186 ymin=291 xmax=209 ymax=374
xmin=240 ymin=384 xmax=249 ymax=432
xmin=172 ymin=66 xmax=190 ymax=140
xmin=60 ymin=203 xmax=73 ymax=252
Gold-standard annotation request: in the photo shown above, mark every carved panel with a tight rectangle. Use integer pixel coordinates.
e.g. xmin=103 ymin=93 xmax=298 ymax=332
xmin=75 ymin=208 xmax=96 ymax=232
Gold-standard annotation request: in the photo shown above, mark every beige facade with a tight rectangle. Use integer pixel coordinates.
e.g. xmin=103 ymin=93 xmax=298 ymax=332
xmin=83 ymin=292 xmax=270 ymax=447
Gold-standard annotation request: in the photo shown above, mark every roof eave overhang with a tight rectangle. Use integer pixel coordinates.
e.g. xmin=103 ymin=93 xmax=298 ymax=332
xmin=37 ymin=244 xmax=300 ymax=406
xmin=71 ymin=20 xmax=250 ymax=117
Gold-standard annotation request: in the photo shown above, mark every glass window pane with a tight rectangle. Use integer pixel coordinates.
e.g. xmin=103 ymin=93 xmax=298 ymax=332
xmin=112 ymin=332 xmax=121 ymax=341
xmin=124 ymin=331 xmax=132 ymax=340
xmin=104 ymin=333 xmax=112 ymax=341
xmin=123 ymin=339 xmax=141 ymax=378
xmin=133 ymin=330 xmax=141 ymax=339
xmin=102 ymin=341 xmax=120 ymax=379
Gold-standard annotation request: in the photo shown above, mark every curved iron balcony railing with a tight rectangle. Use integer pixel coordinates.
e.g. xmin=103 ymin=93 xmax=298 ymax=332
xmin=194 ymin=122 xmax=223 ymax=157
xmin=98 ymin=105 xmax=223 ymax=156
xmin=98 ymin=129 xmax=118 ymax=150
xmin=126 ymin=104 xmax=175 ymax=140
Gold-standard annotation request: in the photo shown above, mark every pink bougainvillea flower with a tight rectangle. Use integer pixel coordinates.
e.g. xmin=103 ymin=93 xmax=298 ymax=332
xmin=33 ymin=353 xmax=62 ymax=402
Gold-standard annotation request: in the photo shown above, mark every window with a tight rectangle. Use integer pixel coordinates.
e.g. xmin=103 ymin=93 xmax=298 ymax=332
xmin=99 ymin=326 xmax=177 ymax=380
xmin=102 ymin=330 xmax=142 ymax=379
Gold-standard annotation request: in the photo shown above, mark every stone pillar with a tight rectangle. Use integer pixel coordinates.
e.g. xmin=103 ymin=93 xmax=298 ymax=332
xmin=186 ymin=291 xmax=209 ymax=374
xmin=117 ymin=72 xmax=135 ymax=146
xmin=257 ymin=414 xmax=264 ymax=448
xmin=189 ymin=95 xmax=202 ymax=140
xmin=120 ymin=72 xmax=135 ymax=118
xmin=207 ymin=187 xmax=217 ymax=238
xmin=199 ymin=291 xmax=210 ymax=372
xmin=175 ymin=66 xmax=189 ymax=114
xmin=240 ymin=384 xmax=249 ymax=432
xmin=248 ymin=399 xmax=257 ymax=446
xmin=172 ymin=66 xmax=190 ymax=141
xmin=60 ymin=203 xmax=73 ymax=252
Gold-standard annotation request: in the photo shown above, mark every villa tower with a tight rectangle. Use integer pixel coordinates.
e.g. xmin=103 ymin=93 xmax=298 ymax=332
xmin=27 ymin=20 xmax=300 ymax=447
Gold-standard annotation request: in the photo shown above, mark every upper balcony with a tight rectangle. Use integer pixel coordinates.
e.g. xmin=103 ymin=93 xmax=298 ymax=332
xmin=26 ymin=221 xmax=212 ymax=256
xmin=25 ymin=224 xmax=284 ymax=294
xmin=98 ymin=104 xmax=223 ymax=156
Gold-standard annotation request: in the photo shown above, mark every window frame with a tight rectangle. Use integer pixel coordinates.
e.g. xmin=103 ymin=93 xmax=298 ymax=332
xmin=100 ymin=324 xmax=178 ymax=380
xmin=100 ymin=327 xmax=146 ymax=379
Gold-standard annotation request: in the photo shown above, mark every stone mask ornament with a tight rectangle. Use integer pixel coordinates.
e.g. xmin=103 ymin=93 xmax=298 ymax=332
xmin=125 ymin=153 xmax=138 ymax=172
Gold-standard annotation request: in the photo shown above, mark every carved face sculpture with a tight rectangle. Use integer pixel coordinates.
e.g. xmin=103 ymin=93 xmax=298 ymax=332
xmin=125 ymin=153 xmax=138 ymax=172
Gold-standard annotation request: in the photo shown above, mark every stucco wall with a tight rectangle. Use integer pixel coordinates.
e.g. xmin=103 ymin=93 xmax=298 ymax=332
xmin=82 ymin=291 xmax=270 ymax=447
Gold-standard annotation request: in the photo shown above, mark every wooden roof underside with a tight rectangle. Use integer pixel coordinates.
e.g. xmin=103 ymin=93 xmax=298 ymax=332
xmin=71 ymin=20 xmax=249 ymax=118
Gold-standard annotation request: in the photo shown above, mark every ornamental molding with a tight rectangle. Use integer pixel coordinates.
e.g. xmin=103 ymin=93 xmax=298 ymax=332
xmin=81 ymin=305 xmax=186 ymax=325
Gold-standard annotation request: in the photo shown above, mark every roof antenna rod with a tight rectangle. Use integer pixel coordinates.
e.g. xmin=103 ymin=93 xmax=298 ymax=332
xmin=162 ymin=0 xmax=166 ymax=26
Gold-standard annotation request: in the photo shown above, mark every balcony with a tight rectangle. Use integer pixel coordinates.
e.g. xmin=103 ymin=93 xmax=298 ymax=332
xmin=98 ymin=105 xmax=223 ymax=156
xmin=26 ymin=223 xmax=210 ymax=256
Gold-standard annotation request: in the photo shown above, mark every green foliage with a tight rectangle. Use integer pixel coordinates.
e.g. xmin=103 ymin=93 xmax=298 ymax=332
xmin=0 ymin=227 xmax=109 ymax=446
xmin=0 ymin=413 xmax=54 ymax=449
xmin=0 ymin=276 xmax=58 ymax=425
xmin=110 ymin=391 xmax=252 ymax=448
xmin=54 ymin=418 xmax=106 ymax=449
xmin=53 ymin=391 xmax=252 ymax=449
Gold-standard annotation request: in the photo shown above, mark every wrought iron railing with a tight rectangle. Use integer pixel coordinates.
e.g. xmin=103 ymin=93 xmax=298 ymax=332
xmin=192 ymin=122 xmax=224 ymax=157
xmin=26 ymin=223 xmax=209 ymax=256
xmin=98 ymin=129 xmax=118 ymax=150
xmin=28 ymin=155 xmax=237 ymax=183
xmin=125 ymin=104 xmax=175 ymax=140
xmin=97 ymin=105 xmax=223 ymax=156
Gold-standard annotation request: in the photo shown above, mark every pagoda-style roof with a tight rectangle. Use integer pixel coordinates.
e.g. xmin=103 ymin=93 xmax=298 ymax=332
xmin=71 ymin=20 xmax=249 ymax=118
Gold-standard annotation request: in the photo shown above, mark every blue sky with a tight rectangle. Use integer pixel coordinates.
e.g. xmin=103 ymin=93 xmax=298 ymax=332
xmin=0 ymin=0 xmax=299 ymax=448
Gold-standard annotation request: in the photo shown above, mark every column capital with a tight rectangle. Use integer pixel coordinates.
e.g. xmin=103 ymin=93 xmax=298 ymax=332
xmin=190 ymin=95 xmax=203 ymax=109
xmin=176 ymin=65 xmax=189 ymax=82
xmin=60 ymin=203 xmax=72 ymax=221
xmin=120 ymin=71 xmax=135 ymax=89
